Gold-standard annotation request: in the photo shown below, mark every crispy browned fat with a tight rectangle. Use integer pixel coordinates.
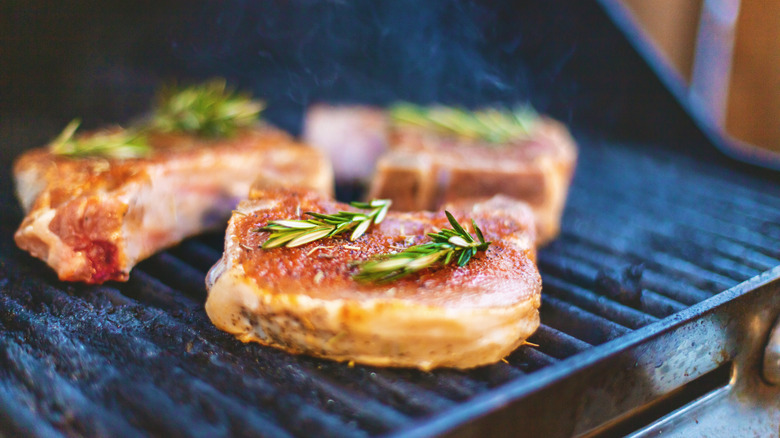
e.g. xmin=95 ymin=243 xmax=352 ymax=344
xmin=13 ymin=128 xmax=333 ymax=284
xmin=205 ymin=186 xmax=541 ymax=370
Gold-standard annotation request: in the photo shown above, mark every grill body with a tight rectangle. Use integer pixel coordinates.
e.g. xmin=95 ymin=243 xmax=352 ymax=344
xmin=1 ymin=1 xmax=780 ymax=436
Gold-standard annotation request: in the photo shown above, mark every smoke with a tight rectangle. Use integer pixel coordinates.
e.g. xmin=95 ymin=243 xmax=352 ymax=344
xmin=2 ymin=0 xmax=703 ymax=156
xmin=10 ymin=0 xmax=683 ymax=143
xmin=168 ymin=0 xmax=613 ymax=133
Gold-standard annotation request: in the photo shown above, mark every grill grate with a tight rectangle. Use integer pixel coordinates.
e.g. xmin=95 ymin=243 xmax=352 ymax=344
xmin=1 ymin=135 xmax=779 ymax=437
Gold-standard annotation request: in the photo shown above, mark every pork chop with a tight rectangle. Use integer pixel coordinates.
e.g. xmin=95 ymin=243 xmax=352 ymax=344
xmin=205 ymin=186 xmax=541 ymax=370
xmin=14 ymin=127 xmax=334 ymax=283
xmin=371 ymin=113 xmax=577 ymax=244
xmin=303 ymin=104 xmax=577 ymax=245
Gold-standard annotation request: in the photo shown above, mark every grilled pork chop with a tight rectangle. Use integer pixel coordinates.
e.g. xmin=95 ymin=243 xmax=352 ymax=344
xmin=14 ymin=128 xmax=333 ymax=284
xmin=304 ymin=104 xmax=577 ymax=245
xmin=205 ymin=186 xmax=541 ymax=370
xmin=371 ymin=116 xmax=577 ymax=244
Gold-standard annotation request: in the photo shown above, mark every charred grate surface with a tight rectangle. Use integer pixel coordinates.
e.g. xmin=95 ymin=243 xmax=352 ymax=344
xmin=1 ymin=137 xmax=780 ymax=437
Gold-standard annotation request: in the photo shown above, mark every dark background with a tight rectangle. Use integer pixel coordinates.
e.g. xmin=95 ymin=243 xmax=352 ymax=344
xmin=1 ymin=0 xmax=707 ymax=167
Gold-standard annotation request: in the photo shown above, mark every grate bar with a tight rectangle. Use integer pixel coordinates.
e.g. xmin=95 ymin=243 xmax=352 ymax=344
xmin=541 ymin=240 xmax=689 ymax=317
xmin=0 ymin=264 xmax=377 ymax=437
xmin=528 ymin=325 xmax=592 ymax=360
xmin=0 ymin=379 xmax=64 ymax=438
xmin=627 ymin=145 xmax=780 ymax=214
xmin=550 ymin=231 xmax=716 ymax=303
xmin=636 ymin=289 xmax=688 ymax=317
xmin=467 ymin=362 xmax=527 ymax=388
xmin=115 ymin=279 xmax=411 ymax=435
xmin=581 ymin=142 xmax=780 ymax=218
xmin=568 ymin=192 xmax=774 ymax=280
xmin=0 ymin=309 xmax=147 ymax=437
xmin=572 ymin=168 xmax=780 ymax=260
xmin=277 ymin=365 xmax=412 ymax=433
xmin=541 ymin=275 xmax=658 ymax=329
xmin=506 ymin=346 xmax=558 ymax=373
xmin=116 ymin=271 xmax=203 ymax=313
xmin=0 ymin=292 xmax=310 ymax=438
xmin=0 ymin=341 xmax=145 ymax=437
xmin=375 ymin=369 xmax=482 ymax=402
xmin=312 ymin=363 xmax=458 ymax=416
xmin=559 ymin=226 xmax=730 ymax=297
xmin=540 ymin=296 xmax=631 ymax=346
xmin=539 ymin=249 xmax=684 ymax=318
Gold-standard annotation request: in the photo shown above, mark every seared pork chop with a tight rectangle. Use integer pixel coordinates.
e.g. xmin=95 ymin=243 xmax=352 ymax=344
xmin=14 ymin=127 xmax=333 ymax=283
xmin=371 ymin=115 xmax=577 ymax=244
xmin=304 ymin=104 xmax=577 ymax=245
xmin=205 ymin=186 xmax=541 ymax=370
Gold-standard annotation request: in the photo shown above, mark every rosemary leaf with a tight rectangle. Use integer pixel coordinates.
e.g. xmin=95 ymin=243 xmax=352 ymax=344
xmin=456 ymin=248 xmax=472 ymax=267
xmin=49 ymin=119 xmax=151 ymax=159
xmin=389 ymin=102 xmax=538 ymax=143
xmin=271 ymin=220 xmax=318 ymax=229
xmin=448 ymin=236 xmax=470 ymax=247
xmin=472 ymin=219 xmax=486 ymax=243
xmin=263 ymin=231 xmax=308 ymax=249
xmin=445 ymin=211 xmax=470 ymax=241
xmin=149 ymin=79 xmax=265 ymax=138
xmin=351 ymin=220 xmax=371 ymax=241
xmin=287 ymin=228 xmax=334 ymax=247
xmin=256 ymin=199 xmax=391 ymax=249
xmin=354 ymin=212 xmax=491 ymax=284
xmin=361 ymin=257 xmax=414 ymax=273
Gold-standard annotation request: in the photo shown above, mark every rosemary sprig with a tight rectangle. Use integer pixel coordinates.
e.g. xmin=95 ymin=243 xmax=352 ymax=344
xmin=389 ymin=103 xmax=537 ymax=143
xmin=149 ymin=79 xmax=265 ymax=138
xmin=256 ymin=199 xmax=391 ymax=249
xmin=354 ymin=211 xmax=491 ymax=284
xmin=49 ymin=119 xmax=151 ymax=159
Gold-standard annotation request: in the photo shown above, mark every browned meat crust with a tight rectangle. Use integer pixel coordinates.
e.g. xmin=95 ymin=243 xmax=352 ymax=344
xmin=14 ymin=127 xmax=334 ymax=283
xmin=205 ymin=187 xmax=541 ymax=370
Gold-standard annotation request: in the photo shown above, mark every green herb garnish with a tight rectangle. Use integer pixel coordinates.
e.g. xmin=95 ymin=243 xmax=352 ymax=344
xmin=256 ymin=199 xmax=391 ymax=249
xmin=354 ymin=211 xmax=491 ymax=284
xmin=149 ymin=79 xmax=265 ymax=138
xmin=49 ymin=119 xmax=151 ymax=159
xmin=389 ymin=103 xmax=537 ymax=143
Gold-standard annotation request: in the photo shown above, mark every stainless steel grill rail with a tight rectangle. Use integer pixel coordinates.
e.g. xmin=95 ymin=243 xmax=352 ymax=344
xmin=1 ymin=135 xmax=779 ymax=437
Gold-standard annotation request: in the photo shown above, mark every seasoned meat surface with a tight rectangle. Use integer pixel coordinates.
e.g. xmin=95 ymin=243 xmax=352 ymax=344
xmin=14 ymin=127 xmax=334 ymax=283
xmin=205 ymin=187 xmax=541 ymax=370
xmin=303 ymin=104 xmax=577 ymax=245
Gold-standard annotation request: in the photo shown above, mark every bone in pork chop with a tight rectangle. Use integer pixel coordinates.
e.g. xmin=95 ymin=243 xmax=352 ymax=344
xmin=13 ymin=127 xmax=333 ymax=283
xmin=205 ymin=186 xmax=541 ymax=370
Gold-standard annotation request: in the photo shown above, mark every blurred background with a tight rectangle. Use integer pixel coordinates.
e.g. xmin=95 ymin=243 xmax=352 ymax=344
xmin=1 ymin=1 xmax=778 ymax=162
xmin=623 ymin=0 xmax=780 ymax=153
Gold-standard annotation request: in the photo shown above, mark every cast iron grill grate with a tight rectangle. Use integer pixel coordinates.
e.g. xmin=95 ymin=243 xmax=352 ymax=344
xmin=1 ymin=135 xmax=779 ymax=437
